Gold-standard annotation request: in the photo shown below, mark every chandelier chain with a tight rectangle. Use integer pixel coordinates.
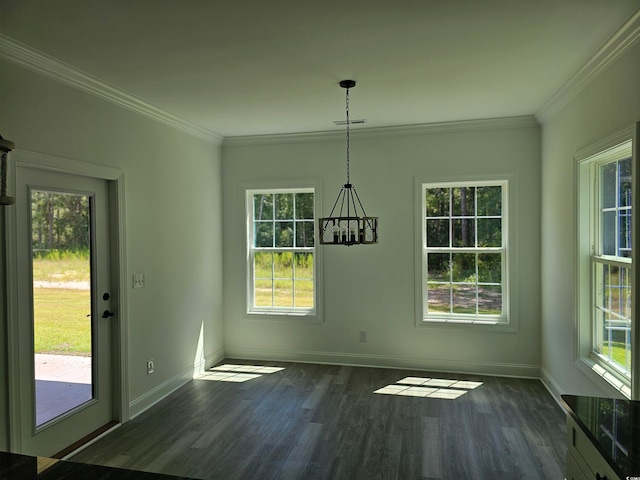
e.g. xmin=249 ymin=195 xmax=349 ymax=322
xmin=345 ymin=86 xmax=350 ymax=185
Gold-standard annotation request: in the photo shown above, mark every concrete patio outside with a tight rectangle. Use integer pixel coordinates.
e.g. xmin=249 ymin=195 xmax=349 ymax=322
xmin=34 ymin=353 xmax=92 ymax=426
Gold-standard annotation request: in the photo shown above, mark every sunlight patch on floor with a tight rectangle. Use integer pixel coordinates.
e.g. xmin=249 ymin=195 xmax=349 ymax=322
xmin=374 ymin=377 xmax=483 ymax=400
xmin=196 ymin=364 xmax=285 ymax=383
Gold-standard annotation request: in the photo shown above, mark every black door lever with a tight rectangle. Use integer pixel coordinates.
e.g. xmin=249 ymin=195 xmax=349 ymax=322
xmin=101 ymin=310 xmax=115 ymax=319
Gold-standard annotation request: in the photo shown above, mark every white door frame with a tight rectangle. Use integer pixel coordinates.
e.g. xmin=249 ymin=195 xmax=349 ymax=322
xmin=5 ymin=149 xmax=129 ymax=453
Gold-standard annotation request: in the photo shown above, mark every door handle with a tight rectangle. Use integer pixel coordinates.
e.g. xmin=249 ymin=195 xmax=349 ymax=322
xmin=101 ymin=309 xmax=115 ymax=319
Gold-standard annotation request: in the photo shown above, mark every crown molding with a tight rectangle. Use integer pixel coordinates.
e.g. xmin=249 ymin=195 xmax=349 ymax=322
xmin=0 ymin=34 xmax=223 ymax=145
xmin=536 ymin=8 xmax=640 ymax=125
xmin=222 ymin=115 xmax=539 ymax=147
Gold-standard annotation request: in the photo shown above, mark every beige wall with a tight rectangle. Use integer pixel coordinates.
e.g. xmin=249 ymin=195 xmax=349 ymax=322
xmin=222 ymin=120 xmax=542 ymax=376
xmin=540 ymin=43 xmax=640 ymax=398
xmin=0 ymin=59 xmax=224 ymax=449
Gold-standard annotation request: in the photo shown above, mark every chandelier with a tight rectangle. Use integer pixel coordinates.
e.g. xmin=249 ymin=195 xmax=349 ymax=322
xmin=319 ymin=80 xmax=378 ymax=246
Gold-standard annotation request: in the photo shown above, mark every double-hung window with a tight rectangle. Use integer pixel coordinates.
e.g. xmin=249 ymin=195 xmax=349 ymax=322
xmin=247 ymin=188 xmax=317 ymax=316
xmin=419 ymin=181 xmax=508 ymax=325
xmin=577 ymin=135 xmax=634 ymax=396
xmin=594 ymin=156 xmax=632 ymax=375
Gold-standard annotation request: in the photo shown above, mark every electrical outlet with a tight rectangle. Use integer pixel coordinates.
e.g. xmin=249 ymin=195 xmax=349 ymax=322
xmin=146 ymin=360 xmax=154 ymax=375
xmin=133 ymin=273 xmax=146 ymax=289
xmin=359 ymin=330 xmax=367 ymax=342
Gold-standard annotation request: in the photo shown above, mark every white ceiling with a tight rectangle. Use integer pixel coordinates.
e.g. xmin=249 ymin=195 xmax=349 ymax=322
xmin=1 ymin=1 xmax=639 ymax=138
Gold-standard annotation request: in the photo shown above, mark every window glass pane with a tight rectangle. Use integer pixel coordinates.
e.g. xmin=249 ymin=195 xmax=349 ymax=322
xmin=294 ymin=252 xmax=313 ymax=279
xmin=609 ymin=265 xmax=622 ymax=315
xmin=452 ymin=187 xmax=475 ymax=217
xmin=452 ymin=286 xmax=477 ymax=314
xmin=254 ymin=252 xmax=274 ymax=307
xmin=477 ymin=218 xmax=501 ymax=247
xmin=295 ymin=193 xmax=314 ymax=219
xmin=620 ymin=266 xmax=632 ymax=319
xmin=273 ymin=252 xmax=293 ymax=278
xmin=452 ymin=219 xmax=475 ymax=247
xmin=619 ymin=211 xmax=632 ymax=257
xmin=275 ymin=193 xmax=293 ymax=220
xmin=619 ymin=158 xmax=632 ymax=207
xmin=274 ymin=280 xmax=293 ymax=307
xmin=254 ymin=279 xmax=273 ymax=307
xmin=597 ymin=263 xmax=610 ymax=312
xmin=294 ymin=280 xmax=314 ymax=308
xmin=427 ymin=283 xmax=450 ymax=313
xmin=478 ymin=285 xmax=501 ymax=315
xmin=478 ymin=253 xmax=501 ymax=283
xmin=295 ymin=220 xmax=314 ymax=247
xmin=425 ymin=188 xmax=449 ymax=217
xmin=254 ymin=222 xmax=273 ymax=247
xmin=254 ymin=251 xmax=273 ymax=277
xmin=275 ymin=221 xmax=294 ymax=247
xmin=254 ymin=194 xmax=273 ymax=220
xmin=427 ymin=219 xmax=449 ymax=247
xmin=602 ymin=211 xmax=616 ymax=255
xmin=428 ymin=252 xmax=450 ymax=282
xmin=451 ymin=253 xmax=475 ymax=283
xmin=477 ymin=186 xmax=501 ymax=216
xmin=594 ymin=262 xmax=632 ymax=375
xmin=601 ymin=162 xmax=617 ymax=209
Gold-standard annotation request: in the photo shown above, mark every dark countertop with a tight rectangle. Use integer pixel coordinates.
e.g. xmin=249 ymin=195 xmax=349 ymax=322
xmin=0 ymin=451 xmax=198 ymax=480
xmin=561 ymin=394 xmax=640 ymax=479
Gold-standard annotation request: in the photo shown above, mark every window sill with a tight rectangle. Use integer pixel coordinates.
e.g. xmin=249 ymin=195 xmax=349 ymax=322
xmin=417 ymin=317 xmax=516 ymax=332
xmin=575 ymin=356 xmax=631 ymax=399
xmin=245 ymin=310 xmax=323 ymax=324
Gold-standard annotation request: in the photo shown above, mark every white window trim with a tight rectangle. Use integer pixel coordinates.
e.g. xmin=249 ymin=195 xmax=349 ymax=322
xmin=414 ymin=174 xmax=518 ymax=332
xmin=243 ymin=179 xmax=323 ymax=323
xmin=575 ymin=127 xmax=636 ymax=399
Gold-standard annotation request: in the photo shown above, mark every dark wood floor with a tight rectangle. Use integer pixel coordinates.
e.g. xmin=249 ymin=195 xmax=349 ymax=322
xmin=70 ymin=361 xmax=567 ymax=479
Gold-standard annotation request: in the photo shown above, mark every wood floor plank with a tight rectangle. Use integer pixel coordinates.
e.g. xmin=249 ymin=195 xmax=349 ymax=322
xmin=421 ymin=416 xmax=442 ymax=478
xmin=71 ymin=361 xmax=566 ymax=480
xmin=280 ymin=422 xmax=324 ymax=479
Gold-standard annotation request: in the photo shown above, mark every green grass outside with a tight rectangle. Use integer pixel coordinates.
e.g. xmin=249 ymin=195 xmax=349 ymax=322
xmin=33 ymin=256 xmax=90 ymax=283
xmin=601 ymin=343 xmax=631 ymax=372
xmin=33 ymin=256 xmax=91 ymax=356
xmin=254 ymin=280 xmax=314 ymax=308
xmin=34 ymin=288 xmax=92 ymax=355
xmin=254 ymin=254 xmax=314 ymax=308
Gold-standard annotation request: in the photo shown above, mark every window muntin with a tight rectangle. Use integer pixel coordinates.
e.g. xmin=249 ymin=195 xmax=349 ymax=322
xmin=248 ymin=189 xmax=316 ymax=314
xmin=593 ymin=156 xmax=632 ymax=377
xmin=422 ymin=182 xmax=506 ymax=323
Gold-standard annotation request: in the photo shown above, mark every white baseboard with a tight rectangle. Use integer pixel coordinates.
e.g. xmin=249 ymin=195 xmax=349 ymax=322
xmin=540 ymin=366 xmax=566 ymax=410
xmin=129 ymin=349 xmax=224 ymax=419
xmin=223 ymin=347 xmax=541 ymax=379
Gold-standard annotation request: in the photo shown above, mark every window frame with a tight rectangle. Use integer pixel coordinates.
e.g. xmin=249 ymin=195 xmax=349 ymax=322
xmin=415 ymin=175 xmax=517 ymax=331
xmin=244 ymin=182 xmax=323 ymax=322
xmin=575 ymin=129 xmax=636 ymax=398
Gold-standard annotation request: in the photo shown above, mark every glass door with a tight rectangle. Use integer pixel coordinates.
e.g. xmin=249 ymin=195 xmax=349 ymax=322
xmin=15 ymin=166 xmax=114 ymax=457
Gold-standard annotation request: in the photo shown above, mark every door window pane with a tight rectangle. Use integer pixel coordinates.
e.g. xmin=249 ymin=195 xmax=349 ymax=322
xmin=31 ymin=190 xmax=93 ymax=427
